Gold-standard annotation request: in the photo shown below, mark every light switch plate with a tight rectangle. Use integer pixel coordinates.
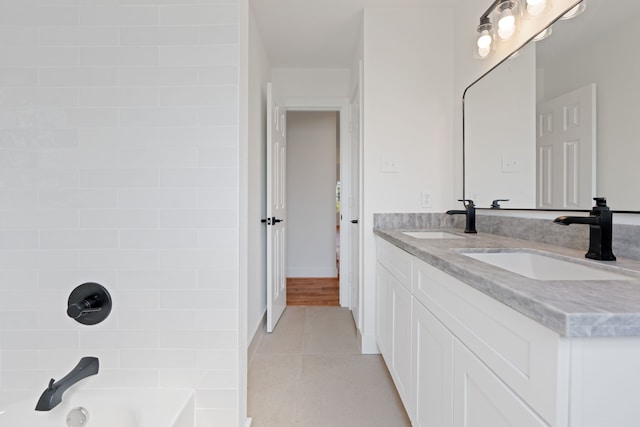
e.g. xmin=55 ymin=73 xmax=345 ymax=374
xmin=380 ymin=156 xmax=399 ymax=173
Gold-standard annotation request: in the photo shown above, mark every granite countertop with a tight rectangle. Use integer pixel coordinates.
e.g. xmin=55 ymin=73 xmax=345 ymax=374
xmin=374 ymin=227 xmax=640 ymax=337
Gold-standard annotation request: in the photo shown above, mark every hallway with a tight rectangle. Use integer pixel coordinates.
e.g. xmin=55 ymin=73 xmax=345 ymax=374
xmin=248 ymin=307 xmax=410 ymax=427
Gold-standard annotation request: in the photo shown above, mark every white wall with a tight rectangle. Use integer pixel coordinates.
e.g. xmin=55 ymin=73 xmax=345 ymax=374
xmin=286 ymin=111 xmax=338 ymax=278
xmin=539 ymin=11 xmax=640 ymax=210
xmin=247 ymin=3 xmax=271 ymax=344
xmin=0 ymin=1 xmax=242 ymax=425
xmin=272 ymin=68 xmax=352 ymax=101
xmin=465 ymin=44 xmax=537 ymax=208
xmin=360 ymin=7 xmax=455 ymax=352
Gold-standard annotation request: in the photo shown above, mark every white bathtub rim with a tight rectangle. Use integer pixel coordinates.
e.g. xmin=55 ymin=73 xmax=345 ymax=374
xmin=1 ymin=387 xmax=194 ymax=426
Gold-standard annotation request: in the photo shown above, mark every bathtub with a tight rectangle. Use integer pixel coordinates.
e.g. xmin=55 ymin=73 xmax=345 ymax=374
xmin=0 ymin=388 xmax=194 ymax=427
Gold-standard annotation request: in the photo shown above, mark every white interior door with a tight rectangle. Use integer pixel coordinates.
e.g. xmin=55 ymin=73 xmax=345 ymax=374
xmin=266 ymin=82 xmax=287 ymax=333
xmin=349 ymin=62 xmax=363 ymax=329
xmin=537 ymin=83 xmax=596 ymax=209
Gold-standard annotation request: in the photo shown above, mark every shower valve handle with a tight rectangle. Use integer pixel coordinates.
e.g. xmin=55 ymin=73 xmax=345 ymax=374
xmin=67 ymin=298 xmax=102 ymax=319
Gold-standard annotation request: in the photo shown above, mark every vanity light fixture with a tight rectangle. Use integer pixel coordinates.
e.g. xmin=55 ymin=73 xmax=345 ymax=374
xmin=560 ymin=1 xmax=586 ymax=20
xmin=526 ymin=0 xmax=547 ymax=17
xmin=474 ymin=0 xmax=521 ymax=59
xmin=475 ymin=0 xmax=577 ymax=59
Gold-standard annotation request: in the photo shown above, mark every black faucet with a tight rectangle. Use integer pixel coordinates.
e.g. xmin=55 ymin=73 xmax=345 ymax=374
xmin=491 ymin=199 xmax=510 ymax=209
xmin=554 ymin=197 xmax=616 ymax=261
xmin=446 ymin=199 xmax=477 ymax=233
xmin=35 ymin=357 xmax=99 ymax=411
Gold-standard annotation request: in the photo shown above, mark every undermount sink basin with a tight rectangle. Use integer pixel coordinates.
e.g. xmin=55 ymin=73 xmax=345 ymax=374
xmin=460 ymin=250 xmax=633 ymax=281
xmin=403 ymin=231 xmax=464 ymax=239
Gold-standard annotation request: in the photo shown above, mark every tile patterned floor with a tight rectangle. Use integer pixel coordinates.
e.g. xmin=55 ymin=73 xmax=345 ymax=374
xmin=248 ymin=307 xmax=411 ymax=427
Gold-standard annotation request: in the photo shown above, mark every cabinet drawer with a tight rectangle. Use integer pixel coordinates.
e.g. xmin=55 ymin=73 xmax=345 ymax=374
xmin=376 ymin=237 xmax=411 ymax=291
xmin=413 ymin=257 xmax=566 ymax=424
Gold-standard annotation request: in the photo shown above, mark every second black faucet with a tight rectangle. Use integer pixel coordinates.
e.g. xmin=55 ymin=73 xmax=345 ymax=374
xmin=446 ymin=199 xmax=477 ymax=234
xmin=554 ymin=197 xmax=616 ymax=261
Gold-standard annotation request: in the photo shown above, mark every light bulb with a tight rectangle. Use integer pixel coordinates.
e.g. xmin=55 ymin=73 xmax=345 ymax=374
xmin=498 ymin=13 xmax=515 ymax=39
xmin=526 ymin=0 xmax=546 ymax=16
xmin=478 ymin=46 xmax=491 ymax=58
xmin=497 ymin=2 xmax=516 ymax=40
xmin=561 ymin=2 xmax=586 ymax=20
xmin=477 ymin=31 xmax=492 ymax=50
xmin=476 ymin=20 xmax=493 ymax=59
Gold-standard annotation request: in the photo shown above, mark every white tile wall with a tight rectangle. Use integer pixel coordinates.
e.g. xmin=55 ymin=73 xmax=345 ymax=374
xmin=120 ymin=26 xmax=199 ymax=46
xmin=0 ymin=0 xmax=240 ymax=425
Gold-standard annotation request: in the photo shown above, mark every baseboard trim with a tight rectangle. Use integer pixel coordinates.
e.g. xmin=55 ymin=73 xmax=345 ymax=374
xmin=287 ymin=268 xmax=338 ymax=277
xmin=248 ymin=311 xmax=266 ymax=365
xmin=245 ymin=417 xmax=252 ymax=427
xmin=360 ymin=332 xmax=380 ymax=355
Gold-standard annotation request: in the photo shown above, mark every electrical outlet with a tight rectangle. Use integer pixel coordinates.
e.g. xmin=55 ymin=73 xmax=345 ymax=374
xmin=421 ymin=191 xmax=432 ymax=208
xmin=502 ymin=156 xmax=520 ymax=173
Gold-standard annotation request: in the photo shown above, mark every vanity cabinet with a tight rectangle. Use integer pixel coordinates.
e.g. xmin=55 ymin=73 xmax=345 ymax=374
xmin=376 ymin=238 xmax=413 ymax=409
xmin=376 ymin=236 xmax=563 ymax=426
xmin=390 ymin=277 xmax=412 ymax=406
xmin=411 ymin=298 xmax=453 ymax=427
xmin=376 ymin=264 xmax=392 ymax=358
xmin=412 ymin=255 xmax=564 ymax=425
xmin=376 ymin=234 xmax=640 ymax=427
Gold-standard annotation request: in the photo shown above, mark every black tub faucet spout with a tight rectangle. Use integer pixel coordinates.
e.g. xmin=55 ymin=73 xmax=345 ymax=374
xmin=35 ymin=356 xmax=99 ymax=411
xmin=554 ymin=197 xmax=616 ymax=261
xmin=446 ymin=199 xmax=477 ymax=234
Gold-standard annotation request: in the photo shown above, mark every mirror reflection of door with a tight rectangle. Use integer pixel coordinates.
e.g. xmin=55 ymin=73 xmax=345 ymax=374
xmin=536 ymin=84 xmax=596 ymax=209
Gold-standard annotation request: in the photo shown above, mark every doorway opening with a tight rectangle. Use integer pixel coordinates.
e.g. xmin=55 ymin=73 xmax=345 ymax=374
xmin=285 ymin=110 xmax=340 ymax=306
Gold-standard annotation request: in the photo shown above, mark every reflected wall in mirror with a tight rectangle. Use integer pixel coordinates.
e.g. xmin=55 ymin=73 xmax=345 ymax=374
xmin=464 ymin=0 xmax=640 ymax=211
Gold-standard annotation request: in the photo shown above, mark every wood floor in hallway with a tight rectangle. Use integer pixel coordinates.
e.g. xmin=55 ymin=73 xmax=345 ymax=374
xmin=286 ymin=277 xmax=339 ymax=306
xmin=248 ymin=307 xmax=410 ymax=427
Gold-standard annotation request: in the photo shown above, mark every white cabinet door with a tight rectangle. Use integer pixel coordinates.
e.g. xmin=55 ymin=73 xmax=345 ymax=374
xmin=453 ymin=341 xmax=549 ymax=427
xmin=390 ymin=274 xmax=412 ymax=407
xmin=376 ymin=263 xmax=392 ymax=360
xmin=376 ymin=255 xmax=413 ymax=416
xmin=412 ymin=299 xmax=454 ymax=427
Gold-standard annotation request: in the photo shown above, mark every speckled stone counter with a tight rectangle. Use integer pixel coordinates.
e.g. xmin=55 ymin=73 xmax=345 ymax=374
xmin=374 ymin=227 xmax=640 ymax=337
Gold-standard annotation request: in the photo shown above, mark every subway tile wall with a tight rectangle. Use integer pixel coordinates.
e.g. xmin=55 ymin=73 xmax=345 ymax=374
xmin=0 ymin=0 xmax=240 ymax=425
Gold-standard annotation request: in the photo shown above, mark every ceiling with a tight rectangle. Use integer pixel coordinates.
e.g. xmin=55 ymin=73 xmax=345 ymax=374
xmin=251 ymin=0 xmax=455 ymax=68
